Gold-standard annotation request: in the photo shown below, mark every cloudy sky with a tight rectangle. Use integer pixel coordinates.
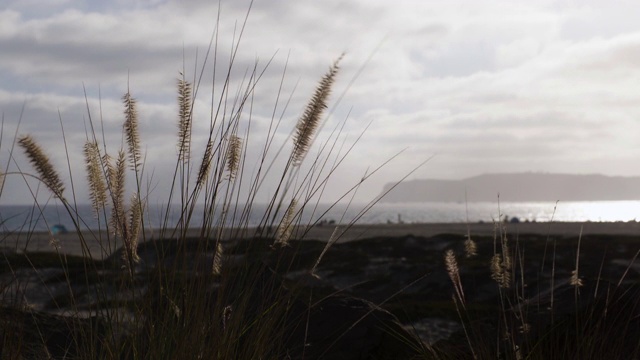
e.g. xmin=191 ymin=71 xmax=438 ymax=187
xmin=2 ymin=0 xmax=640 ymax=205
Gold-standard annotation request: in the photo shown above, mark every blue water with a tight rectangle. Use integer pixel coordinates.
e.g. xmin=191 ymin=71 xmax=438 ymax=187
xmin=1 ymin=201 xmax=640 ymax=232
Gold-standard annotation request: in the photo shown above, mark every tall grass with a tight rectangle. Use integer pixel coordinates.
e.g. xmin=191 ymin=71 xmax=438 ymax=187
xmin=436 ymin=216 xmax=640 ymax=360
xmin=0 ymin=19 xmax=414 ymax=356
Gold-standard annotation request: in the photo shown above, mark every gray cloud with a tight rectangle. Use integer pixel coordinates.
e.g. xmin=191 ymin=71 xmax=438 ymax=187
xmin=3 ymin=1 xmax=640 ymax=204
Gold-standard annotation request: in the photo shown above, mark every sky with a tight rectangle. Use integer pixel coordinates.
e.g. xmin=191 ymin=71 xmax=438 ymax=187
xmin=2 ymin=0 xmax=640 ymax=205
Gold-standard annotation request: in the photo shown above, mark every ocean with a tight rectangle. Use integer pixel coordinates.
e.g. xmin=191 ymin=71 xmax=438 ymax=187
xmin=2 ymin=201 xmax=640 ymax=233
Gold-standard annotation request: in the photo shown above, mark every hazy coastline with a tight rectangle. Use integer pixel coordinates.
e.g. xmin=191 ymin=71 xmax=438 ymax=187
xmin=381 ymin=173 xmax=640 ymax=202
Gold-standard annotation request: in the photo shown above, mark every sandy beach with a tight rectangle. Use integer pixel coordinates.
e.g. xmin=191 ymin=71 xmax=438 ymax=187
xmin=2 ymin=221 xmax=640 ymax=257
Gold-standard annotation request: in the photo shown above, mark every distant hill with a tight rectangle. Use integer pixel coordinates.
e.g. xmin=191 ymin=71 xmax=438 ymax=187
xmin=379 ymin=173 xmax=640 ymax=202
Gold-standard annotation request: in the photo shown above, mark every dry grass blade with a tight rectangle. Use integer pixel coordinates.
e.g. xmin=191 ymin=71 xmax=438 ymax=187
xmin=311 ymin=226 xmax=340 ymax=277
xmin=570 ymin=227 xmax=584 ymax=287
xmin=212 ymin=242 xmax=223 ymax=275
xmin=501 ymin=236 xmax=512 ymax=270
xmin=291 ymin=55 xmax=342 ymax=165
xmin=177 ymin=78 xmax=193 ymax=161
xmin=18 ymin=135 xmax=65 ymax=198
xmin=123 ymin=92 xmax=141 ymax=170
xmin=83 ymin=140 xmax=107 ymax=214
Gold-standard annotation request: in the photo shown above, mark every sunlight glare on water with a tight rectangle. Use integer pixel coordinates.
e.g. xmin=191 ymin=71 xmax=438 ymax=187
xmin=555 ymin=201 xmax=640 ymax=222
xmin=2 ymin=201 xmax=640 ymax=232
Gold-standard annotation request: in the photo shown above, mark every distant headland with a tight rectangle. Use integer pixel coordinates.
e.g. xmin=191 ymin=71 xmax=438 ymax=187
xmin=379 ymin=173 xmax=640 ymax=202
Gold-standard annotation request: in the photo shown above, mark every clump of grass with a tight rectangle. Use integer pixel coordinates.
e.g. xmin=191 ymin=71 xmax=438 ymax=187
xmin=2 ymin=41 xmax=417 ymax=358
xmin=437 ymin=220 xmax=640 ymax=359
xmin=490 ymin=221 xmax=512 ymax=289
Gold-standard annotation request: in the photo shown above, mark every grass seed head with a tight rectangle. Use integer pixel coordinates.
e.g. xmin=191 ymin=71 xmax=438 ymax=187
xmin=445 ymin=249 xmax=460 ymax=281
xmin=83 ymin=141 xmax=108 ymax=214
xmin=123 ymin=92 xmax=141 ymax=170
xmin=464 ymin=236 xmax=478 ymax=258
xmin=177 ymin=78 xmax=193 ymax=161
xmin=569 ymin=269 xmax=584 ymax=287
xmin=109 ymin=150 xmax=127 ymax=238
xmin=226 ymin=135 xmax=242 ymax=180
xmin=196 ymin=139 xmax=214 ymax=188
xmin=291 ymin=55 xmax=342 ymax=165
xmin=48 ymin=236 xmax=61 ymax=251
xmin=125 ymin=193 xmax=142 ymax=266
xmin=275 ymin=199 xmax=298 ymax=247
xmin=445 ymin=249 xmax=466 ymax=304
xmin=18 ymin=135 xmax=65 ymax=198
xmin=490 ymin=253 xmax=510 ymax=288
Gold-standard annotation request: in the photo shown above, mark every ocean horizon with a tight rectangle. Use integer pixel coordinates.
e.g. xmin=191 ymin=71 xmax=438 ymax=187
xmin=2 ymin=200 xmax=640 ymax=233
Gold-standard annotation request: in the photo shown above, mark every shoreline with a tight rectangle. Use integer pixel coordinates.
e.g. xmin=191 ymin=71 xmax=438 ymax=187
xmin=2 ymin=221 xmax=640 ymax=257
